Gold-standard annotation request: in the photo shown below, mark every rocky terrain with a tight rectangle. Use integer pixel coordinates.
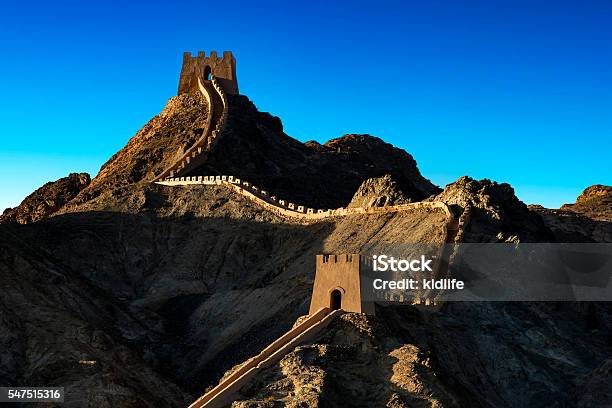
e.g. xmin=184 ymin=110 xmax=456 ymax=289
xmin=1 ymin=89 xmax=611 ymax=407
xmin=530 ymin=185 xmax=612 ymax=243
xmin=561 ymin=185 xmax=612 ymax=221
xmin=190 ymin=95 xmax=439 ymax=209
xmin=348 ymin=175 xmax=410 ymax=208
xmin=232 ymin=303 xmax=612 ymax=407
xmin=1 ymin=172 xmax=90 ymax=224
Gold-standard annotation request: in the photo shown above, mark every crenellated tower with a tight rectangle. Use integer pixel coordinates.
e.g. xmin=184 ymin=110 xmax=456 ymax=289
xmin=178 ymin=50 xmax=239 ymax=95
xmin=309 ymin=254 xmax=375 ymax=315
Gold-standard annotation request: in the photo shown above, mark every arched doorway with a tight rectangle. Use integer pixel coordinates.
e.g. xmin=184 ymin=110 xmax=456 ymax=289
xmin=203 ymin=65 xmax=212 ymax=80
xmin=330 ymin=289 xmax=342 ymax=310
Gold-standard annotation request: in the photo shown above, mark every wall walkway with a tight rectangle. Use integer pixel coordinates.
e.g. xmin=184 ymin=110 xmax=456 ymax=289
xmin=155 ymin=175 xmax=453 ymax=221
xmin=188 ymin=308 xmax=342 ymax=408
xmin=153 ymin=76 xmax=228 ymax=181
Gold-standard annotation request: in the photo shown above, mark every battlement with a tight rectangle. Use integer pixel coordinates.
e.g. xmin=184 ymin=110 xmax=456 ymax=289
xmin=178 ymin=50 xmax=239 ymax=95
xmin=317 ymin=254 xmax=359 ymax=264
xmin=183 ymin=50 xmax=235 ymax=61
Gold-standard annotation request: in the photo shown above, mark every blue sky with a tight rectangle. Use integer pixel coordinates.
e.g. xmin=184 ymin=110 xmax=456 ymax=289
xmin=0 ymin=0 xmax=610 ymax=211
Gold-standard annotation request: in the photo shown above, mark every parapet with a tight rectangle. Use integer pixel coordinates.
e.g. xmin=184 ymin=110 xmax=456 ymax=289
xmin=178 ymin=50 xmax=239 ymax=95
xmin=317 ymin=254 xmax=359 ymax=264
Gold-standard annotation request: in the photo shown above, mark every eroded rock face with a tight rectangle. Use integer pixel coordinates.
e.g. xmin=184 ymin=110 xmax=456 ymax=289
xmin=348 ymin=174 xmax=410 ymax=208
xmin=229 ymin=302 xmax=612 ymax=408
xmin=561 ymin=185 xmax=612 ymax=221
xmin=1 ymin=172 xmax=90 ymax=224
xmin=432 ymin=176 xmax=553 ymax=242
xmin=183 ymin=95 xmax=440 ymax=209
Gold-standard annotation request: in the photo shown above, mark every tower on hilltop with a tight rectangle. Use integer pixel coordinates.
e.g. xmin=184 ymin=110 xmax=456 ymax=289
xmin=178 ymin=51 xmax=239 ymax=95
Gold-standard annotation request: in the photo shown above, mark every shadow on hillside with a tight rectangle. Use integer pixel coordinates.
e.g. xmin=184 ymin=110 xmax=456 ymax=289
xmin=0 ymin=209 xmax=334 ymax=395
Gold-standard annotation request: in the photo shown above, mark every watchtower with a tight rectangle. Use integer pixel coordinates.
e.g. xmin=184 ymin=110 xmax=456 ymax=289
xmin=178 ymin=51 xmax=239 ymax=95
xmin=309 ymin=254 xmax=375 ymax=315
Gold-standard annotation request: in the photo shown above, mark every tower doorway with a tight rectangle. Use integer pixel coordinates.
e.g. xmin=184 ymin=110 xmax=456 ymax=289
xmin=203 ymin=65 xmax=212 ymax=80
xmin=330 ymin=289 xmax=342 ymax=310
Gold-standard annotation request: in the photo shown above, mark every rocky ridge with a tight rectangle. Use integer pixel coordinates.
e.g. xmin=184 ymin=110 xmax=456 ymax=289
xmin=561 ymin=185 xmax=612 ymax=221
xmin=1 ymin=172 xmax=90 ymax=224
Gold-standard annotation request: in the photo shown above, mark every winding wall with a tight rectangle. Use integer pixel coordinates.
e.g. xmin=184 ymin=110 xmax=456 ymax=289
xmin=155 ymin=175 xmax=453 ymax=221
xmin=155 ymin=175 xmax=471 ymax=306
xmin=153 ymin=76 xmax=228 ymax=181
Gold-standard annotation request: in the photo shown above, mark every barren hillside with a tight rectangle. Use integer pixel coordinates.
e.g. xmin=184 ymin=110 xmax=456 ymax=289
xmin=1 ymin=88 xmax=611 ymax=407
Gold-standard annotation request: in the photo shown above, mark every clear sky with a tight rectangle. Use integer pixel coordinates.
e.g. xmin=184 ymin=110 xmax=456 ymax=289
xmin=1 ymin=0 xmax=610 ymax=211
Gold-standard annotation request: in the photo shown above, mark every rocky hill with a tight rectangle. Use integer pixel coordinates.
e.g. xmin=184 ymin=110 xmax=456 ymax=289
xmin=55 ymin=94 xmax=438 ymax=215
xmin=528 ymin=185 xmax=612 ymax=243
xmin=184 ymin=95 xmax=439 ymax=209
xmin=348 ymin=174 xmax=410 ymax=208
xmin=431 ymin=176 xmax=554 ymax=243
xmin=65 ymin=93 xmax=210 ymax=209
xmin=1 ymin=87 xmax=611 ymax=407
xmin=561 ymin=185 xmax=612 ymax=221
xmin=1 ymin=172 xmax=90 ymax=224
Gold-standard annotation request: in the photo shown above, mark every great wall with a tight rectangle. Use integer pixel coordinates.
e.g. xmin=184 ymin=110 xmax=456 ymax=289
xmin=153 ymin=51 xmax=235 ymax=182
xmin=155 ymin=175 xmax=455 ymax=221
xmin=151 ymin=51 xmax=472 ymax=408
xmin=153 ymin=76 xmax=228 ymax=181
xmin=188 ymin=308 xmax=343 ymax=408
xmin=155 ymin=175 xmax=471 ymax=408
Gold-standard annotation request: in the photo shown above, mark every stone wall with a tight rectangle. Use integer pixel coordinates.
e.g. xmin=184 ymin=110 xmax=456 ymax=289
xmin=153 ymin=75 xmax=229 ymax=182
xmin=188 ymin=308 xmax=341 ymax=408
xmin=154 ymin=175 xmax=453 ymax=221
